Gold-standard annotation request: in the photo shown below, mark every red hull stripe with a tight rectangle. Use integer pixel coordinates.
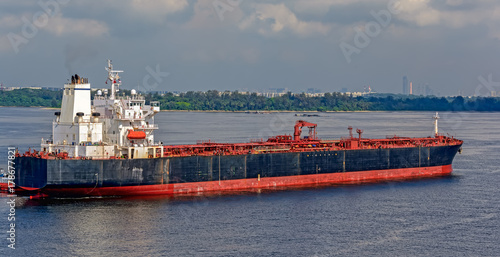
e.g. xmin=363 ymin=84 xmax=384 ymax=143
xmin=0 ymin=183 xmax=9 ymax=191
xmin=39 ymin=165 xmax=453 ymax=197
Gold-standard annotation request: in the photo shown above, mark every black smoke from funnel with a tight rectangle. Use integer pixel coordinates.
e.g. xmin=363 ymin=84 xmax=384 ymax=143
xmin=64 ymin=41 xmax=99 ymax=75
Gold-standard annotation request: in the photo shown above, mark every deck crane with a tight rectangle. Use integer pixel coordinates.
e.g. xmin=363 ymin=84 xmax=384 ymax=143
xmin=294 ymin=120 xmax=317 ymax=141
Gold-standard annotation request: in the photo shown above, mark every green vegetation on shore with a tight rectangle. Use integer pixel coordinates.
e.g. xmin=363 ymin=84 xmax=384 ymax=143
xmin=0 ymin=88 xmax=62 ymax=107
xmin=2 ymin=88 xmax=500 ymax=111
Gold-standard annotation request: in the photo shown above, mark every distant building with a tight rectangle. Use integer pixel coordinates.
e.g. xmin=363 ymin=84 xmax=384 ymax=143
xmin=41 ymin=87 xmax=62 ymax=91
xmin=409 ymin=82 xmax=413 ymax=95
xmin=424 ymin=84 xmax=433 ymax=96
xmin=269 ymin=88 xmax=287 ymax=94
xmin=306 ymin=88 xmax=321 ymax=94
xmin=4 ymin=87 xmax=21 ymax=91
xmin=261 ymin=88 xmax=289 ymax=98
xmin=403 ymin=76 xmax=408 ymax=95
xmin=342 ymin=90 xmax=374 ymax=97
xmin=304 ymin=92 xmax=324 ymax=97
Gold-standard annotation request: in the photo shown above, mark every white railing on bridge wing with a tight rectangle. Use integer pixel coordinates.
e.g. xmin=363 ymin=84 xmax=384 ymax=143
xmin=136 ymin=124 xmax=158 ymax=129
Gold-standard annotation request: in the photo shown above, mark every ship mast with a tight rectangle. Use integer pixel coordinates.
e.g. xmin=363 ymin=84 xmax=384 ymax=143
xmin=433 ymin=112 xmax=440 ymax=136
xmin=105 ymin=59 xmax=123 ymax=100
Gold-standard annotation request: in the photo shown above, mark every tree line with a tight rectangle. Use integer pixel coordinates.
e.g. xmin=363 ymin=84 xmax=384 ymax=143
xmin=1 ymin=88 xmax=500 ymax=111
xmin=0 ymin=88 xmax=61 ymax=107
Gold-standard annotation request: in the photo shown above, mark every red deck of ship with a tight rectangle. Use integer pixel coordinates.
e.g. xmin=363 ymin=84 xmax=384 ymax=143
xmin=160 ymin=134 xmax=462 ymax=158
xmin=18 ymin=134 xmax=463 ymax=160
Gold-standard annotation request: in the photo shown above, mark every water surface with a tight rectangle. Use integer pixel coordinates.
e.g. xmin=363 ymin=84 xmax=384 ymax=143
xmin=0 ymin=109 xmax=498 ymax=256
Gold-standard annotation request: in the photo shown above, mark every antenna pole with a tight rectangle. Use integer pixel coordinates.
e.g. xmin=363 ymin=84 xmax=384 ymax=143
xmin=433 ymin=112 xmax=440 ymax=136
xmin=106 ymin=59 xmax=123 ymax=100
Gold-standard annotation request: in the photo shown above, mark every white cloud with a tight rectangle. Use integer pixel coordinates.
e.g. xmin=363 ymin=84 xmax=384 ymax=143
xmin=131 ymin=0 xmax=187 ymax=13
xmin=43 ymin=15 xmax=109 ymax=37
xmin=485 ymin=6 xmax=500 ymax=39
xmin=291 ymin=0 xmax=499 ymax=34
xmin=129 ymin=0 xmax=188 ymax=20
xmin=291 ymin=0 xmax=500 ymax=42
xmin=184 ymin=0 xmax=244 ymax=29
xmin=392 ymin=0 xmax=500 ymax=35
xmin=0 ymin=13 xmax=108 ymax=54
xmin=69 ymin=0 xmax=189 ymax=24
xmin=396 ymin=0 xmax=441 ymax=26
xmin=0 ymin=15 xmax=23 ymax=53
xmin=293 ymin=0 xmax=370 ymax=15
xmin=0 ymin=15 xmax=23 ymax=29
xmin=239 ymin=3 xmax=330 ymax=37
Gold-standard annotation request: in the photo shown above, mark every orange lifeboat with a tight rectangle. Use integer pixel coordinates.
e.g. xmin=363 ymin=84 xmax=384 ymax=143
xmin=127 ymin=130 xmax=146 ymax=140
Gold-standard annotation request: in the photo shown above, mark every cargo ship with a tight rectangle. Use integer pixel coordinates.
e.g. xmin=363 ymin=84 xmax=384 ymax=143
xmin=13 ymin=61 xmax=463 ymax=198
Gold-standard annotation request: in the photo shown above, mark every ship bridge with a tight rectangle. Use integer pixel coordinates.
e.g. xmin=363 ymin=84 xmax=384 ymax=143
xmin=41 ymin=60 xmax=162 ymax=159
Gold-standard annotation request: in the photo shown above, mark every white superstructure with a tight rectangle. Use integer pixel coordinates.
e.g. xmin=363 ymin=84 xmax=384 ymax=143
xmin=42 ymin=60 xmax=161 ymax=159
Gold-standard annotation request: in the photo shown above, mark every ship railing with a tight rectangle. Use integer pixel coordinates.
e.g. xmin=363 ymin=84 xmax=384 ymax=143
xmin=134 ymin=124 xmax=158 ymax=129
xmin=41 ymin=139 xmax=54 ymax=144
xmin=131 ymin=94 xmax=145 ymax=100
xmin=118 ymin=95 xmax=145 ymax=101
xmin=197 ymin=140 xmax=214 ymax=144
xmin=256 ymin=148 xmax=291 ymax=153
xmin=385 ymin=135 xmax=411 ymax=139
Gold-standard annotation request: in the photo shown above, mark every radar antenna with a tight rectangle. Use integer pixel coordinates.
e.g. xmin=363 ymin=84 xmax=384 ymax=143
xmin=105 ymin=59 xmax=123 ymax=100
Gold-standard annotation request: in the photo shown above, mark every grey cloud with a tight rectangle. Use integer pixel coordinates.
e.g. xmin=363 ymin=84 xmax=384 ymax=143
xmin=1 ymin=0 xmax=500 ymax=96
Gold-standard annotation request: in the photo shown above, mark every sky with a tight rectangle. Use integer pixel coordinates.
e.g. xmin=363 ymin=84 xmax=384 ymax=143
xmin=1 ymin=0 xmax=500 ymax=96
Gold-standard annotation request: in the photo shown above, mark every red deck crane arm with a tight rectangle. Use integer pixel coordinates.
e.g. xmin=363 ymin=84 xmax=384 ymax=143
xmin=294 ymin=120 xmax=317 ymax=141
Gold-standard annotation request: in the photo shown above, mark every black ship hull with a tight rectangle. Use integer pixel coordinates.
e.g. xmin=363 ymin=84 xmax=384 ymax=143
xmin=14 ymin=144 xmax=462 ymax=198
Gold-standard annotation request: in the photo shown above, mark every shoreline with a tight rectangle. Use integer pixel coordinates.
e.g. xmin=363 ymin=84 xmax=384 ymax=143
xmin=0 ymin=106 xmax=384 ymax=112
xmin=0 ymin=106 xmax=59 ymax=110
xmin=160 ymin=110 xmax=386 ymax=113
xmin=0 ymin=106 xmax=496 ymax=113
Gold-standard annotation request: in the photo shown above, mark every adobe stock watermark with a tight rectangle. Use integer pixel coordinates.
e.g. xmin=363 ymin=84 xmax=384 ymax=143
xmin=6 ymin=147 xmax=16 ymax=250
xmin=442 ymin=73 xmax=500 ymax=132
xmin=212 ymin=0 xmax=242 ymax=21
xmin=7 ymin=0 xmax=70 ymax=54
xmin=256 ymin=115 xmax=289 ymax=141
xmin=475 ymin=73 xmax=500 ymax=97
xmin=139 ymin=64 xmax=170 ymax=93
xmin=439 ymin=73 xmax=500 ymax=133
xmin=340 ymin=0 xmax=401 ymax=64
